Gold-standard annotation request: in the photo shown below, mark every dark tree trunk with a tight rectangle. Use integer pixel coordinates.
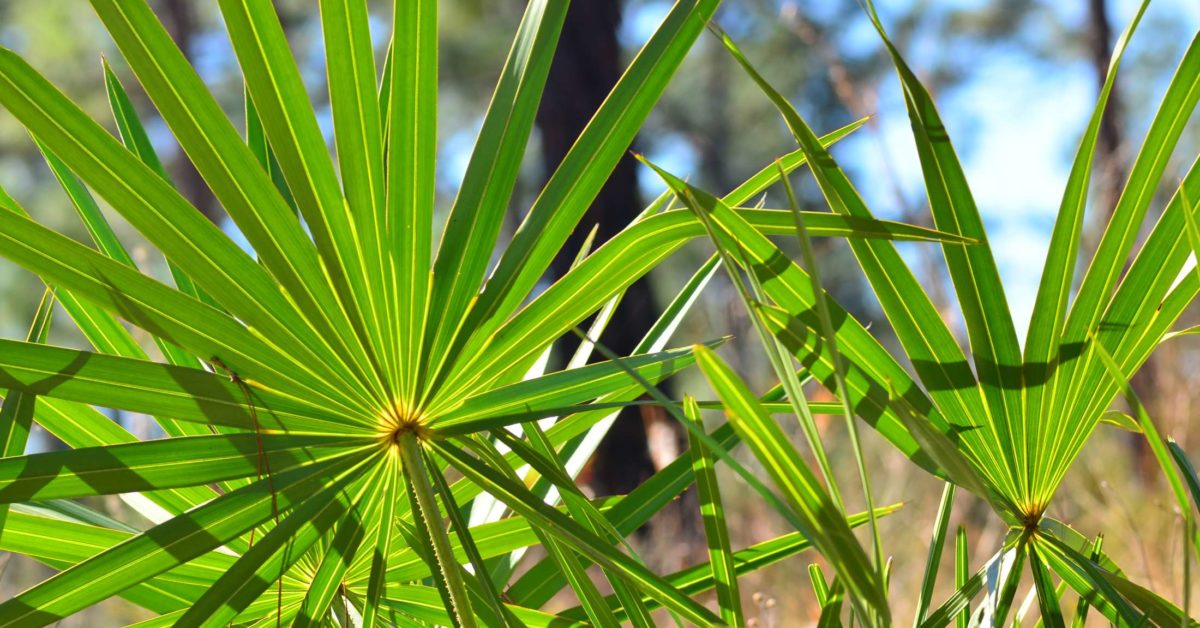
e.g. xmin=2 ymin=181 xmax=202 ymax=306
xmin=538 ymin=1 xmax=673 ymax=498
xmin=1088 ymin=0 xmax=1158 ymax=481
xmin=1088 ymin=0 xmax=1126 ymax=217
xmin=156 ymin=0 xmax=221 ymax=225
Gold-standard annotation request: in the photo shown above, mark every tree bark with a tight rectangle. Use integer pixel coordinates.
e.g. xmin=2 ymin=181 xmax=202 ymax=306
xmin=1088 ymin=0 xmax=1126 ymax=217
xmin=539 ymin=1 xmax=671 ymax=498
xmin=1088 ymin=0 xmax=1160 ymax=481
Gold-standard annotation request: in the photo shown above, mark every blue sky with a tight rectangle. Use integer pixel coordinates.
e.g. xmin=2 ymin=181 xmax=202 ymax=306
xmin=629 ymin=0 xmax=1200 ymax=340
xmin=921 ymin=0 xmax=1197 ymax=338
xmin=8 ymin=0 xmax=1192 ymax=344
xmin=203 ymin=0 xmax=1200 ymax=342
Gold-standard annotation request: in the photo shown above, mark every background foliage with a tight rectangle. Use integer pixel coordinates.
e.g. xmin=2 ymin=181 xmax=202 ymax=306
xmin=0 ymin=0 xmax=1199 ymax=624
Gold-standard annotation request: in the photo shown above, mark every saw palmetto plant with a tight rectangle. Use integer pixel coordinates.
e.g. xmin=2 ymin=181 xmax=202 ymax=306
xmin=646 ymin=0 xmax=1200 ymax=625
xmin=2 ymin=0 xmax=1200 ymax=626
xmin=0 ymin=0 xmax=988 ymax=625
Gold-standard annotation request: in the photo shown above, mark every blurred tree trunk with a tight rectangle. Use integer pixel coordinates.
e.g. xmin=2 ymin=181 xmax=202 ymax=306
xmin=1088 ymin=0 xmax=1126 ymax=217
xmin=539 ymin=1 xmax=681 ymax=500
xmin=1087 ymin=0 xmax=1158 ymax=481
xmin=156 ymin=0 xmax=221 ymax=225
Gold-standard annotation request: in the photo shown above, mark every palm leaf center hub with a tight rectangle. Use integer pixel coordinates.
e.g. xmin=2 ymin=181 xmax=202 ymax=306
xmin=380 ymin=402 xmax=431 ymax=446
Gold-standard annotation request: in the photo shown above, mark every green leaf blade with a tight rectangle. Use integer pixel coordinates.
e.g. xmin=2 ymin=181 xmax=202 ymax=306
xmin=693 ymin=344 xmax=889 ymax=624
